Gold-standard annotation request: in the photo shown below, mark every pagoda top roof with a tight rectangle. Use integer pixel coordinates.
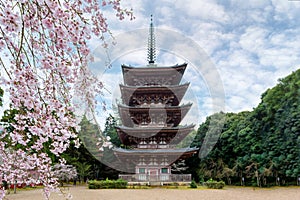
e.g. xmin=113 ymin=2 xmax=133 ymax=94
xmin=122 ymin=63 xmax=187 ymax=86
xmin=122 ymin=63 xmax=187 ymax=71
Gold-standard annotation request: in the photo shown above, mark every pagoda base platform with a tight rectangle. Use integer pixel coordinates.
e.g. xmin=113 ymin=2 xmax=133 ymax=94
xmin=119 ymin=174 xmax=192 ymax=184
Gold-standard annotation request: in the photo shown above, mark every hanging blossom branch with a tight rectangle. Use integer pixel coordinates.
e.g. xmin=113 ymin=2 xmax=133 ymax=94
xmin=0 ymin=0 xmax=133 ymax=199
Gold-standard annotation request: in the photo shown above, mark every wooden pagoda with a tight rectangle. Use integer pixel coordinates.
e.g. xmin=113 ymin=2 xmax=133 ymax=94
xmin=114 ymin=17 xmax=198 ymax=184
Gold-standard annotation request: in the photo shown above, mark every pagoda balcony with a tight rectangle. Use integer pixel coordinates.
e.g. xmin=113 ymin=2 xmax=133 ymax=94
xmin=134 ymin=123 xmax=166 ymax=128
xmin=137 ymin=144 xmax=174 ymax=149
xmin=119 ymin=174 xmax=192 ymax=183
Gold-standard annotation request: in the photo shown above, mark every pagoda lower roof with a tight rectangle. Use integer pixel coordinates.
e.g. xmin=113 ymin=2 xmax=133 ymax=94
xmin=113 ymin=147 xmax=198 ymax=155
xmin=120 ymin=83 xmax=189 ymax=106
xmin=122 ymin=63 xmax=187 ymax=86
xmin=113 ymin=147 xmax=198 ymax=167
xmin=116 ymin=125 xmax=195 ymax=146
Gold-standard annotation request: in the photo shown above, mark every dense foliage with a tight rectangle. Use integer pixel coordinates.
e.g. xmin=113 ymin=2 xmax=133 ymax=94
xmin=188 ymin=69 xmax=300 ymax=187
xmin=104 ymin=114 xmax=121 ymax=147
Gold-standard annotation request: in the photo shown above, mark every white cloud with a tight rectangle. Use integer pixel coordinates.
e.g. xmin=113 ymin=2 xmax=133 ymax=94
xmin=174 ymin=0 xmax=229 ymax=23
xmin=239 ymin=26 xmax=268 ymax=53
xmin=271 ymin=0 xmax=300 ymax=22
xmin=230 ymin=0 xmax=271 ymax=9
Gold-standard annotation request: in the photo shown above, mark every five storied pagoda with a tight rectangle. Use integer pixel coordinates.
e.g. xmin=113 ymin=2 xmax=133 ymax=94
xmin=113 ymin=16 xmax=198 ymax=184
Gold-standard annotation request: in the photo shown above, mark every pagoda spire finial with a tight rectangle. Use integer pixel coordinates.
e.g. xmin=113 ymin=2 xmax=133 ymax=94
xmin=147 ymin=15 xmax=156 ymax=65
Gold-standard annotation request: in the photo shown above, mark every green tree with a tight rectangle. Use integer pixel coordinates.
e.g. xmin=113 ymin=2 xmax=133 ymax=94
xmin=188 ymin=69 xmax=300 ymax=186
xmin=75 ymin=162 xmax=92 ymax=183
xmin=103 ymin=114 xmax=121 ymax=147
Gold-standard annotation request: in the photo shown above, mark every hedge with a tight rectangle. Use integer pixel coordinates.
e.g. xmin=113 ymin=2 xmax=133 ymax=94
xmin=204 ymin=179 xmax=225 ymax=189
xmin=88 ymin=179 xmax=128 ymax=189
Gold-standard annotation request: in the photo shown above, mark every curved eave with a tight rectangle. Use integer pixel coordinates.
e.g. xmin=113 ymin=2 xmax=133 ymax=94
xmin=113 ymin=147 xmax=198 ymax=165
xmin=116 ymin=124 xmax=195 ymax=133
xmin=116 ymin=125 xmax=195 ymax=144
xmin=116 ymin=125 xmax=194 ymax=139
xmin=113 ymin=147 xmax=198 ymax=155
xmin=122 ymin=63 xmax=187 ymax=86
xmin=122 ymin=63 xmax=187 ymax=72
xmin=113 ymin=147 xmax=198 ymax=163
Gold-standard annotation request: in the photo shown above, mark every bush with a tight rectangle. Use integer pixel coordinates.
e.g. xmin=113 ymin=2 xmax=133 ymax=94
xmin=204 ymin=179 xmax=225 ymax=189
xmin=88 ymin=179 xmax=127 ymax=189
xmin=88 ymin=181 xmax=96 ymax=189
xmin=190 ymin=180 xmax=198 ymax=188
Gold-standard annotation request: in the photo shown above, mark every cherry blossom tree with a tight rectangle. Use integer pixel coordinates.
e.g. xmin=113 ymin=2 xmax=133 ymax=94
xmin=0 ymin=0 xmax=133 ymax=199
xmin=52 ymin=161 xmax=77 ymax=186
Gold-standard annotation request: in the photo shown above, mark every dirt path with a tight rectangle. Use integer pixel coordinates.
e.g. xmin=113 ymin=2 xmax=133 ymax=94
xmin=4 ymin=186 xmax=300 ymax=200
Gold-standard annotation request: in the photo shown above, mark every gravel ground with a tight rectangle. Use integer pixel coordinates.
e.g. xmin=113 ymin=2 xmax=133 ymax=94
xmin=4 ymin=186 xmax=300 ymax=200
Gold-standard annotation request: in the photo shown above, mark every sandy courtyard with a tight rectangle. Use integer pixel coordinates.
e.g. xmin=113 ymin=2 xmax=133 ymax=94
xmin=4 ymin=186 xmax=300 ymax=200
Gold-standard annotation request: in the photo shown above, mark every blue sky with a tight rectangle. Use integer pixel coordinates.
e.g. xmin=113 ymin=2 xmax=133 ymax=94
xmin=88 ymin=0 xmax=300 ymax=129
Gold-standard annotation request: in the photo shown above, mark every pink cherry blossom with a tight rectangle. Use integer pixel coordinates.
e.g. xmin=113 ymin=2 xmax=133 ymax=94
xmin=42 ymin=18 xmax=53 ymax=29
xmin=0 ymin=0 xmax=133 ymax=199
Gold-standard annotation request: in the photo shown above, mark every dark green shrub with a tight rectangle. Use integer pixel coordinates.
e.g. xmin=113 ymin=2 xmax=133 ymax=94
xmin=88 ymin=179 xmax=127 ymax=189
xmin=115 ymin=179 xmax=128 ymax=188
xmin=199 ymin=177 xmax=205 ymax=185
xmin=204 ymin=179 xmax=225 ymax=189
xmin=88 ymin=180 xmax=97 ymax=189
xmin=88 ymin=184 xmax=95 ymax=189
xmin=190 ymin=180 xmax=198 ymax=188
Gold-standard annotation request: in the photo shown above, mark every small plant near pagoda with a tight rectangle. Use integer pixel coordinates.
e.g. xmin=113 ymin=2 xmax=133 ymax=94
xmin=190 ymin=180 xmax=198 ymax=188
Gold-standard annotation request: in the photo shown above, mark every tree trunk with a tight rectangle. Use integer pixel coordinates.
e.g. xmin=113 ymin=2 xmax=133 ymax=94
xmin=263 ymin=177 xmax=267 ymax=186
xmin=13 ymin=180 xmax=17 ymax=194
xmin=226 ymin=176 xmax=231 ymax=185
xmin=255 ymin=170 xmax=260 ymax=187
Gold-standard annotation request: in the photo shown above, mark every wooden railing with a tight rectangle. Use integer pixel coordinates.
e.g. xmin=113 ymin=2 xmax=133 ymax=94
xmin=119 ymin=174 xmax=192 ymax=183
